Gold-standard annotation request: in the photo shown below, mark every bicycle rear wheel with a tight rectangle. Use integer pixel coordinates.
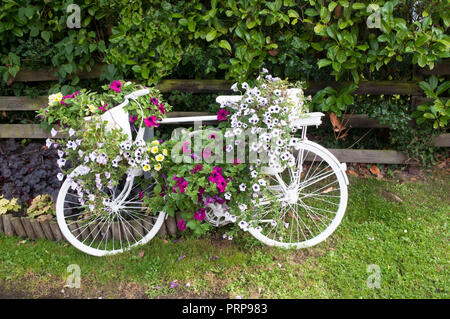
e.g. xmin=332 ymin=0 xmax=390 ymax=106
xmin=248 ymin=140 xmax=348 ymax=249
xmin=56 ymin=168 xmax=166 ymax=256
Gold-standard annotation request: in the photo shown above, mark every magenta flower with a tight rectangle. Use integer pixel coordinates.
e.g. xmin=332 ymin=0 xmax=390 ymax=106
xmin=158 ymin=104 xmax=166 ymax=114
xmin=151 ymin=97 xmax=159 ymax=105
xmin=194 ymin=208 xmax=206 ymax=221
xmin=98 ymin=104 xmax=107 ymax=112
xmin=208 ymin=133 xmax=217 ymax=140
xmin=60 ymin=95 xmax=72 ymax=106
xmin=197 ymin=186 xmax=205 ymax=202
xmin=233 ymin=158 xmax=242 ymax=165
xmin=190 ymin=164 xmax=203 ymax=174
xmin=217 ymin=109 xmax=229 ymax=121
xmin=215 ymin=176 xmax=227 ymax=193
xmin=172 ymin=175 xmax=188 ymax=194
xmin=177 ymin=219 xmax=186 ymax=231
xmin=139 ymin=190 xmax=145 ymax=200
xmin=129 ymin=115 xmax=138 ymax=123
xmin=110 ymin=80 xmax=122 ymax=93
xmin=144 ymin=116 xmax=159 ymax=128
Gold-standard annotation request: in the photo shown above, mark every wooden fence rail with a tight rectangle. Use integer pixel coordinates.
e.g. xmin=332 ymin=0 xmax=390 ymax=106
xmin=1 ymin=65 xmax=449 ymax=164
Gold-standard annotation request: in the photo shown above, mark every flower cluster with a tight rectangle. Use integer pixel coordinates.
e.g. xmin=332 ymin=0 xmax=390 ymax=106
xmin=45 ymin=80 xmax=171 ymax=216
xmin=119 ymin=139 xmax=168 ymax=172
xmin=217 ymin=70 xmax=311 ymax=228
xmin=207 ymin=166 xmax=227 ymax=193
xmin=37 ymin=80 xmax=171 ymax=133
xmin=146 ymin=129 xmax=250 ymax=235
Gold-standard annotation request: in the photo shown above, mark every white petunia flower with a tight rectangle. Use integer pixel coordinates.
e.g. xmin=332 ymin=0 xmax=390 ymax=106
xmin=238 ymin=203 xmax=247 ymax=211
xmin=238 ymin=220 xmax=248 ymax=231
xmin=51 ymin=128 xmax=58 ymax=137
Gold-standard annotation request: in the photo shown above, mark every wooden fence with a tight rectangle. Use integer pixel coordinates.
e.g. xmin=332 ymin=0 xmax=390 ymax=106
xmin=1 ymin=65 xmax=449 ymax=164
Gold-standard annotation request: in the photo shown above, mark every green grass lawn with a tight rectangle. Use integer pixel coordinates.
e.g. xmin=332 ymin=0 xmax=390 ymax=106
xmin=0 ymin=169 xmax=448 ymax=299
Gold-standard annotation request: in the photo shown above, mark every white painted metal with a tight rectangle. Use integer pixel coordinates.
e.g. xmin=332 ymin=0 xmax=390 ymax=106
xmin=56 ymin=168 xmax=166 ymax=257
xmin=204 ymin=203 xmax=231 ymax=227
xmin=247 ymin=140 xmax=348 ymax=248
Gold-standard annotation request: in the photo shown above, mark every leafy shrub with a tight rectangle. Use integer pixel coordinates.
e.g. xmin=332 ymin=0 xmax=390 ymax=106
xmin=0 ymin=139 xmax=62 ymax=203
xmin=0 ymin=195 xmax=21 ymax=215
xmin=1 ymin=0 xmax=448 ymax=125
xmin=27 ymin=194 xmax=55 ymax=221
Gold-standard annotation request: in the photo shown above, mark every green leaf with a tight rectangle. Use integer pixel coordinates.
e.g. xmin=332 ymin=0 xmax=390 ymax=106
xmin=41 ymin=31 xmax=51 ymax=42
xmin=178 ymin=18 xmax=188 ymax=26
xmin=328 ymin=2 xmax=338 ymax=12
xmin=352 ymin=3 xmax=366 ymax=10
xmin=206 ymin=29 xmax=217 ymax=42
xmin=153 ymin=184 xmax=162 ymax=195
xmin=288 ymin=9 xmax=299 ymax=18
xmin=314 ymin=23 xmax=325 ymax=34
xmin=332 ymin=61 xmax=341 ymax=72
xmin=219 ymin=40 xmax=232 ymax=51
xmin=436 ymin=81 xmax=450 ymax=96
xmin=418 ymin=55 xmax=427 ymax=68
xmin=246 ymin=20 xmax=256 ymax=29
xmin=317 ymin=59 xmax=332 ymax=68
xmin=63 ymin=64 xmax=72 ymax=74
xmin=305 ymin=8 xmax=319 ymax=17
xmin=30 ymin=26 xmax=39 ymax=37
xmin=188 ymin=20 xmax=196 ymax=32
xmin=415 ymin=34 xmax=429 ymax=47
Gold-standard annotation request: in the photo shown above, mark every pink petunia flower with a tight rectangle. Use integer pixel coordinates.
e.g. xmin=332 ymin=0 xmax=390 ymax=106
xmin=110 ymin=80 xmax=122 ymax=93
xmin=158 ymin=104 xmax=166 ymax=114
xmin=233 ymin=158 xmax=242 ymax=165
xmin=177 ymin=219 xmax=186 ymax=231
xmin=190 ymin=164 xmax=203 ymax=174
xmin=172 ymin=175 xmax=188 ymax=194
xmin=194 ymin=208 xmax=206 ymax=221
xmin=217 ymin=109 xmax=229 ymax=121
xmin=144 ymin=116 xmax=159 ymax=128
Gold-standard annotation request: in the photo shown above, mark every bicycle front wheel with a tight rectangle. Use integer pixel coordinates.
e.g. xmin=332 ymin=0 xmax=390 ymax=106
xmin=56 ymin=168 xmax=166 ymax=256
xmin=249 ymin=140 xmax=348 ymax=249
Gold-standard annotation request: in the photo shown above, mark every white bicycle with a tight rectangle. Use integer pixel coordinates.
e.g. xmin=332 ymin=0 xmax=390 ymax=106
xmin=56 ymin=89 xmax=349 ymax=256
